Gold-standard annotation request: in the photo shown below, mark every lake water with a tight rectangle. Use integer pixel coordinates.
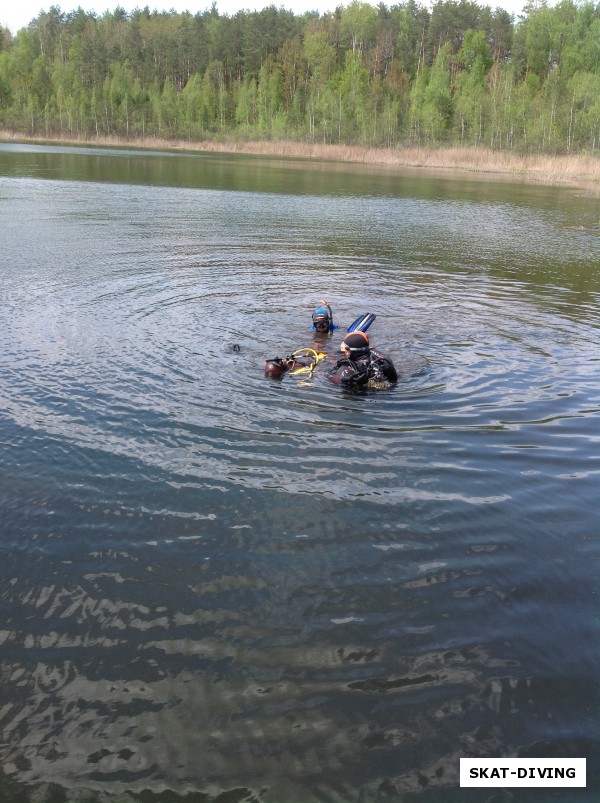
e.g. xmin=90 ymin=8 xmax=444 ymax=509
xmin=0 ymin=143 xmax=598 ymax=803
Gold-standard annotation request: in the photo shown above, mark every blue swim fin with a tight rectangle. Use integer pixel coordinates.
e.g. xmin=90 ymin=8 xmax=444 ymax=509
xmin=347 ymin=313 xmax=376 ymax=333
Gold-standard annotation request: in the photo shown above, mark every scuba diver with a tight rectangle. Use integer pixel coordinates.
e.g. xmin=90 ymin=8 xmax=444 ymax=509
xmin=310 ymin=301 xmax=338 ymax=352
xmin=264 ymin=348 xmax=327 ymax=379
xmin=263 ymin=308 xmax=394 ymax=387
xmin=264 ymin=301 xmax=336 ymax=379
xmin=329 ymin=331 xmax=397 ymax=388
xmin=311 ymin=301 xmax=338 ymax=335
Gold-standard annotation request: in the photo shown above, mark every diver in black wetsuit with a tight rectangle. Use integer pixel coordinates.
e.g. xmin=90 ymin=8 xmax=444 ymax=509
xmin=330 ymin=331 xmax=397 ymax=388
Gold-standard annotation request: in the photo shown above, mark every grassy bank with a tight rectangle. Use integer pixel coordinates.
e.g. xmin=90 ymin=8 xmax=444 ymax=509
xmin=2 ymin=130 xmax=599 ymax=189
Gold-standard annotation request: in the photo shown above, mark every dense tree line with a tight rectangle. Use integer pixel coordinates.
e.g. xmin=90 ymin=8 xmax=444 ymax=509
xmin=0 ymin=1 xmax=599 ymax=152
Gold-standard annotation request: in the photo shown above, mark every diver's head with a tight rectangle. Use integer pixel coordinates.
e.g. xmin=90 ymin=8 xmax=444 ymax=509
xmin=312 ymin=306 xmax=332 ymax=333
xmin=264 ymin=358 xmax=285 ymax=379
xmin=341 ymin=331 xmax=370 ymax=358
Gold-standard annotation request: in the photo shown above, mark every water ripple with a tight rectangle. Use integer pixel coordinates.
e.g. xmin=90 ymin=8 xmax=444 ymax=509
xmin=1 ymin=154 xmax=599 ymax=801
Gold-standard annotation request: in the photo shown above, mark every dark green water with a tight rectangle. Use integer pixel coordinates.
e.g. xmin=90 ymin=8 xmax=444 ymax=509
xmin=0 ymin=143 xmax=598 ymax=803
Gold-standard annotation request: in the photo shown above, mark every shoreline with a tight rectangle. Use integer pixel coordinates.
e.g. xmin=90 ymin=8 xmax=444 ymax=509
xmin=2 ymin=130 xmax=599 ymax=190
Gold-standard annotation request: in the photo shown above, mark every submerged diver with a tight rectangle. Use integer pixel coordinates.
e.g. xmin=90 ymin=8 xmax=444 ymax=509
xmin=329 ymin=331 xmax=397 ymax=388
xmin=264 ymin=348 xmax=327 ymax=379
xmin=264 ymin=301 xmax=337 ymax=379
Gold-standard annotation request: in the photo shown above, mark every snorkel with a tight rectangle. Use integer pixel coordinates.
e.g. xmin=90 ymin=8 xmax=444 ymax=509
xmin=311 ymin=300 xmax=335 ymax=333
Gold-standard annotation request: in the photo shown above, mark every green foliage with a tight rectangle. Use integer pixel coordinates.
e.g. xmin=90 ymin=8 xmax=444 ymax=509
xmin=0 ymin=1 xmax=599 ymax=152
xmin=457 ymin=29 xmax=492 ymax=72
xmin=340 ymin=1 xmax=379 ymax=53
xmin=422 ymin=42 xmax=453 ymax=142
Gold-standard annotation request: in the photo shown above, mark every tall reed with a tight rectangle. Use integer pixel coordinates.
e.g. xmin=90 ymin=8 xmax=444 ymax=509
xmin=1 ymin=130 xmax=599 ymax=188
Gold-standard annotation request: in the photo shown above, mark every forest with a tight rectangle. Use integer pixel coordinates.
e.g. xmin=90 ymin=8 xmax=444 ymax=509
xmin=0 ymin=1 xmax=599 ymax=153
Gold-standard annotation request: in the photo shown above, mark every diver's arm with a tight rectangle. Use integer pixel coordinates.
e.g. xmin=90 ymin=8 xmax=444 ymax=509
xmin=370 ymin=350 xmax=398 ymax=382
xmin=332 ymin=359 xmax=369 ymax=387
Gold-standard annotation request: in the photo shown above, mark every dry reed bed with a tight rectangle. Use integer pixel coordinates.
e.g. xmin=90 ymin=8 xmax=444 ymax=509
xmin=2 ymin=130 xmax=599 ymax=187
